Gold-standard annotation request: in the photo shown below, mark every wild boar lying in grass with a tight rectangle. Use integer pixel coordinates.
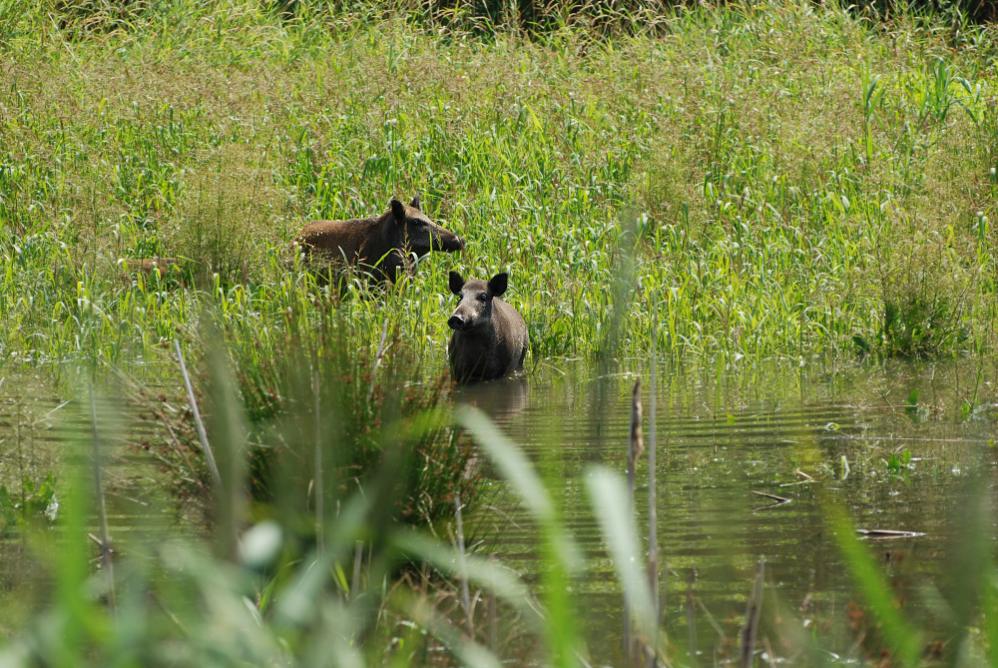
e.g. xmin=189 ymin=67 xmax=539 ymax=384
xmin=447 ymin=271 xmax=528 ymax=384
xmin=295 ymin=196 xmax=464 ymax=282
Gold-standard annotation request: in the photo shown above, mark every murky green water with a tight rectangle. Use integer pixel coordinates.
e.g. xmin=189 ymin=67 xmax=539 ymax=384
xmin=462 ymin=359 xmax=998 ymax=664
xmin=2 ymin=360 xmax=997 ymax=662
xmin=0 ymin=379 xmax=185 ymax=632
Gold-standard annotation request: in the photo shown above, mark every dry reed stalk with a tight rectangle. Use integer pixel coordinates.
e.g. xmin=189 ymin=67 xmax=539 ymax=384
xmin=174 ymin=340 xmax=221 ymax=488
xmin=89 ymin=386 xmax=115 ymax=609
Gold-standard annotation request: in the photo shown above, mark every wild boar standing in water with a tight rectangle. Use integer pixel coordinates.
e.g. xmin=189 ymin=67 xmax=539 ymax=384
xmin=294 ymin=196 xmax=464 ymax=282
xmin=447 ymin=271 xmax=528 ymax=384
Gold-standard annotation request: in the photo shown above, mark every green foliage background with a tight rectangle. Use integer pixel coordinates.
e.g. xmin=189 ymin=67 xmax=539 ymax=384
xmin=0 ymin=1 xmax=996 ymax=373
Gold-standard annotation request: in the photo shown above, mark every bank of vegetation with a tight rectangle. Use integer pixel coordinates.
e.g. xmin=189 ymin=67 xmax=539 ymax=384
xmin=0 ymin=0 xmax=997 ymax=371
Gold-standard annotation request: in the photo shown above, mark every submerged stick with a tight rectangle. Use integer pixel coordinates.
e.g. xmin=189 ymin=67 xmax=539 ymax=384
xmin=751 ymin=491 xmax=791 ymax=504
xmin=856 ymin=528 xmax=926 ymax=539
xmin=739 ymin=559 xmax=766 ymax=668
xmin=625 ymin=378 xmax=644 ymax=663
xmin=89 ymin=386 xmax=116 ymax=608
xmin=174 ymin=340 xmax=221 ymax=488
xmin=647 ymin=344 xmax=660 ymax=667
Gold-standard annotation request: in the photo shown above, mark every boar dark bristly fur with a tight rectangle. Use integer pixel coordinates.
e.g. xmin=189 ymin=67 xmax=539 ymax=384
xmin=447 ymin=271 xmax=529 ymax=384
xmin=295 ymin=196 xmax=464 ymax=282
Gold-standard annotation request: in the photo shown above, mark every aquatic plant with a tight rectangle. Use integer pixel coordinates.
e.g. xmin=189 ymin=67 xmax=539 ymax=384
xmin=0 ymin=474 xmax=58 ymax=536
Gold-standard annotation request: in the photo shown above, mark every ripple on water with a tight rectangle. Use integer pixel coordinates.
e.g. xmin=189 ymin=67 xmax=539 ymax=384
xmin=466 ymin=359 xmax=998 ymax=663
xmin=0 ymin=375 xmax=190 ymax=603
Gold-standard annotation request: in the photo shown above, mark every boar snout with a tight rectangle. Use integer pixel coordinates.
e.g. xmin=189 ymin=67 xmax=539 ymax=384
xmin=448 ymin=314 xmax=468 ymax=331
xmin=435 ymin=233 xmax=465 ymax=252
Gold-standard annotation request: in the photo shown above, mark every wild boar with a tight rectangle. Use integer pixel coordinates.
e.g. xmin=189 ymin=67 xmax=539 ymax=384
xmin=295 ymin=196 xmax=464 ymax=282
xmin=447 ymin=271 xmax=528 ymax=384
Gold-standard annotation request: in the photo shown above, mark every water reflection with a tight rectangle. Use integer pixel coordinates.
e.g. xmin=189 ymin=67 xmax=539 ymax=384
xmin=452 ymin=375 xmax=529 ymax=421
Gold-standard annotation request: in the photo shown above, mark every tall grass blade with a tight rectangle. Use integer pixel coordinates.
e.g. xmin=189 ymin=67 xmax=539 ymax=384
xmin=585 ymin=466 xmax=657 ymax=645
xmin=204 ymin=338 xmax=249 ymax=560
xmin=312 ymin=369 xmax=324 ymax=555
xmin=984 ymin=571 xmax=998 ymax=666
xmin=392 ymin=531 xmax=533 ymax=618
xmin=404 ymin=595 xmax=504 ymax=668
xmin=455 ymin=491 xmax=474 ymax=632
xmin=684 ymin=571 xmax=698 ymax=665
xmin=51 ymin=404 xmax=97 ymax=666
xmin=274 ymin=492 xmax=373 ymax=627
xmin=456 ymin=405 xmax=584 ymax=667
xmin=936 ymin=480 xmax=992 ymax=663
xmin=455 ymin=405 xmax=554 ymax=523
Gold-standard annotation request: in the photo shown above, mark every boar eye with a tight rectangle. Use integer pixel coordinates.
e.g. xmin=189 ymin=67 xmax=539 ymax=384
xmin=477 ymin=293 xmax=488 ymax=302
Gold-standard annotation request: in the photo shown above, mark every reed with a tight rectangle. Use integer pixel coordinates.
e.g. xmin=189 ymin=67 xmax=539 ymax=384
xmin=86 ymin=386 xmax=115 ymax=608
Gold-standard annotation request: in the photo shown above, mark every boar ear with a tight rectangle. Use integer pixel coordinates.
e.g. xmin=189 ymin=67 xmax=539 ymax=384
xmin=448 ymin=271 xmax=464 ymax=295
xmin=390 ymin=198 xmax=406 ymax=223
xmin=487 ymin=272 xmax=508 ymax=297
xmin=410 ymin=194 xmax=421 ymax=210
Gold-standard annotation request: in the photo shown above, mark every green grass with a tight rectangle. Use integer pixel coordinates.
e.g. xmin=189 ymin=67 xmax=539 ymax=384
xmin=1 ymin=0 xmax=998 ymax=375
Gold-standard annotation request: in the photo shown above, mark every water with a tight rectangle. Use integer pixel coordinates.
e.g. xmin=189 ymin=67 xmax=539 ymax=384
xmin=0 ymin=376 xmax=190 ymax=633
xmin=462 ymin=359 xmax=998 ymax=664
xmin=1 ymin=360 xmax=996 ymax=662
